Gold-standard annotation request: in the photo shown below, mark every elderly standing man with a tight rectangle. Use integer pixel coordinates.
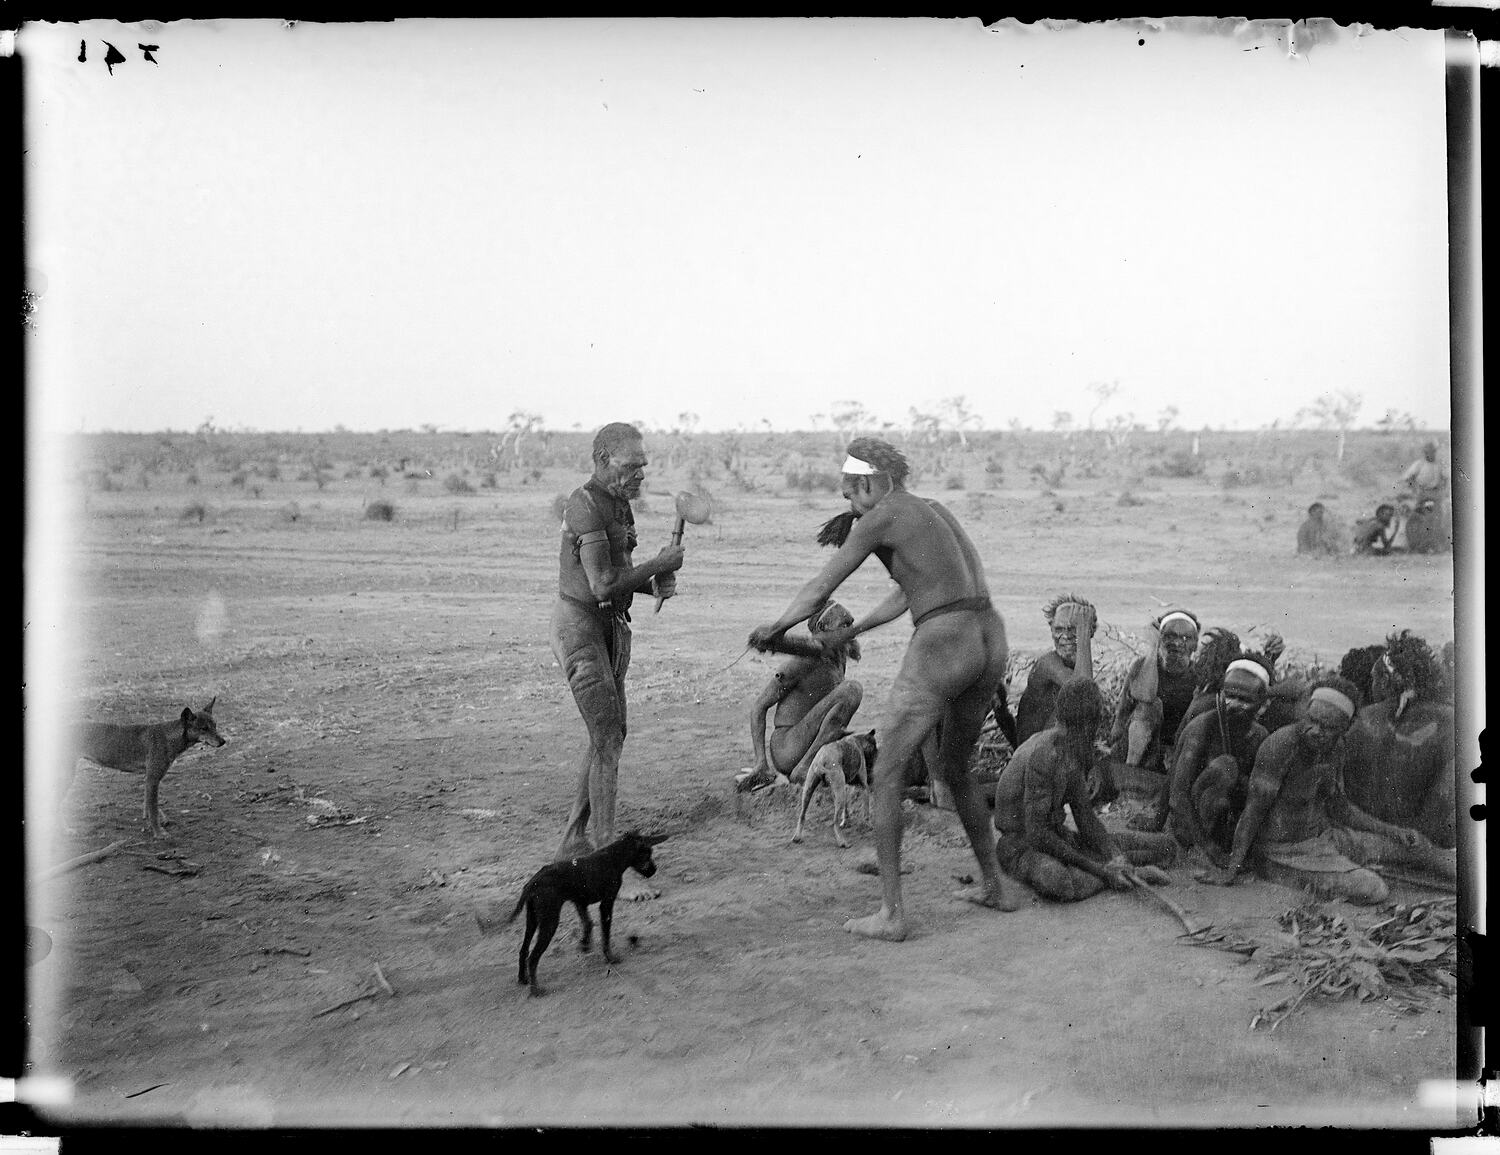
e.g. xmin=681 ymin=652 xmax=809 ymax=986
xmin=551 ymin=422 xmax=685 ymax=898
xmin=1401 ymin=440 xmax=1451 ymax=553
xmin=749 ymin=437 xmax=1023 ymax=941
xmin=1198 ymin=674 xmax=1455 ymax=903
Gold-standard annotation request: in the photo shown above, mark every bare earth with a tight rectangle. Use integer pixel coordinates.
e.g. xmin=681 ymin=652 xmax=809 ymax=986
xmin=23 ymin=472 xmax=1461 ymax=1130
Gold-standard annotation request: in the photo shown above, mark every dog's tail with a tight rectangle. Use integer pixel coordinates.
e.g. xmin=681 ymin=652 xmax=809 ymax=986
xmin=502 ymin=887 xmax=529 ymax=926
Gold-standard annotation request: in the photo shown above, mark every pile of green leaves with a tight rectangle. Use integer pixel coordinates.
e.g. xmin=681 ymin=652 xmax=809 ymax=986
xmin=1186 ymin=897 xmax=1457 ymax=1031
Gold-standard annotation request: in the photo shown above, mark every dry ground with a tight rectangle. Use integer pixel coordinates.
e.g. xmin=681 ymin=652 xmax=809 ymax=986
xmin=20 ymin=467 xmax=1463 ymax=1130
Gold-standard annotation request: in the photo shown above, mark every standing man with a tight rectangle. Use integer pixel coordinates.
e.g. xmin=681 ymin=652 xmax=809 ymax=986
xmin=551 ymin=423 xmax=684 ymax=898
xmin=749 ymin=437 xmax=1023 ymax=941
xmin=1401 ymin=440 xmax=1451 ymax=553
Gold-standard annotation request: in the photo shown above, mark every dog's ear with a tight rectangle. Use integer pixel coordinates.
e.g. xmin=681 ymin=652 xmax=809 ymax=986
xmin=645 ymin=833 xmax=669 ymax=846
xmin=181 ymin=707 xmax=195 ymax=723
xmin=205 ymin=696 xmax=217 ymax=713
xmin=863 ymin=729 xmax=876 ymax=740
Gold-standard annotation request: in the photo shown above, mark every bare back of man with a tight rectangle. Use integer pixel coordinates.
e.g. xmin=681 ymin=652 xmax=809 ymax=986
xmin=751 ymin=441 xmax=1023 ymax=943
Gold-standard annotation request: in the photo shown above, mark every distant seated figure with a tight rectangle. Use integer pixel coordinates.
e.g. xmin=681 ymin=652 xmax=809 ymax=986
xmin=1341 ymin=630 xmax=1456 ymax=849
xmin=1015 ymin=594 xmax=1097 ymax=746
xmin=1166 ymin=660 xmax=1271 ymax=866
xmin=1296 ymin=502 xmax=1342 ymax=555
xmin=993 ymin=680 xmax=1176 ymax=903
xmin=1352 ymin=504 xmax=1399 ymax=555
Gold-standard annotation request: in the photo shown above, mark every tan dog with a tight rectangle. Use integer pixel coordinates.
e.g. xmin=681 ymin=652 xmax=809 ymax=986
xmin=792 ymin=729 xmax=877 ymax=849
xmin=67 ymin=698 xmax=226 ymax=838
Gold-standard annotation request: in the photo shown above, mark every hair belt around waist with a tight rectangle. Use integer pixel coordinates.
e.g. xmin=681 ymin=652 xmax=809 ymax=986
xmin=911 ymin=595 xmax=993 ymax=629
xmin=561 ymin=593 xmax=631 ymax=622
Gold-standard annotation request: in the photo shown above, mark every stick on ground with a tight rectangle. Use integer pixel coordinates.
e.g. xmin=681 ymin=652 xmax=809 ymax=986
xmin=38 ymin=839 xmax=131 ymax=881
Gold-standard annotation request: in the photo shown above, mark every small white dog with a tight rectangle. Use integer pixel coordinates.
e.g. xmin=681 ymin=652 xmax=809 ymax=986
xmin=792 ymin=730 xmax=877 ymax=849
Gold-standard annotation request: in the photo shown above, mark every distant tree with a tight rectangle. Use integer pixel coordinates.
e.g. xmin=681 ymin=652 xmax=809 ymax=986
xmin=938 ymin=395 xmax=981 ymax=448
xmin=1375 ymin=408 xmax=1419 ymax=435
xmin=827 ymin=401 xmax=873 ymax=441
xmin=908 ymin=407 xmax=943 ymax=444
xmin=1156 ymin=406 xmax=1180 ymax=434
xmin=1051 ymin=411 xmax=1075 ymax=435
xmin=499 ymin=411 xmax=547 ymax=468
xmin=1296 ymin=390 xmax=1363 ymax=461
xmin=1085 ymin=380 xmax=1120 ymax=430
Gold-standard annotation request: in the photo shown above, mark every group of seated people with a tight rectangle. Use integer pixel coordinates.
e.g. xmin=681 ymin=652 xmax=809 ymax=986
xmin=1297 ymin=441 xmax=1454 ymax=556
xmin=744 ymin=591 xmax=1459 ymax=909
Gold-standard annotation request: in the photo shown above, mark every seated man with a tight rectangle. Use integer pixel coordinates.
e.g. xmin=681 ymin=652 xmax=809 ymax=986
xmin=1198 ymin=674 xmax=1456 ymax=904
xmin=993 ymin=680 xmax=1176 ymax=903
xmin=1352 ymin=504 xmax=1399 ymax=555
xmin=1296 ymin=502 xmax=1342 ymax=555
xmin=1014 ymin=594 xmax=1097 ymax=746
xmin=1338 ymin=643 xmax=1390 ymax=708
xmin=1112 ymin=610 xmax=1199 ymax=830
xmin=1174 ymin=629 xmax=1287 ymax=739
xmin=1340 ymin=630 xmax=1456 ymax=850
xmin=740 ymin=600 xmax=863 ymax=790
xmin=1111 ymin=609 xmax=1200 ymax=774
xmin=1166 ymin=659 xmax=1272 ymax=866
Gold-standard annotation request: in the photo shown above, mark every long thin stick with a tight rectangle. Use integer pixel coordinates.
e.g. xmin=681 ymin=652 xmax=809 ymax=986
xmin=1123 ymin=870 xmax=1204 ymax=936
xmin=37 ymin=839 xmax=131 ymax=881
xmin=1370 ymin=865 xmax=1456 ymax=892
xmin=313 ymin=989 xmax=379 ymax=1017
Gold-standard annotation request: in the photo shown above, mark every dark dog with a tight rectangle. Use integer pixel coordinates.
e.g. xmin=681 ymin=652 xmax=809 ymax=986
xmin=495 ymin=831 xmax=667 ymax=996
xmin=792 ymin=729 xmax=877 ymax=848
xmin=68 ymin=698 xmax=226 ymax=838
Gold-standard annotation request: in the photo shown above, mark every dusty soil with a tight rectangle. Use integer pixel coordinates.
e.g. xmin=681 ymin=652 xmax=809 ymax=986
xmin=22 ymin=470 xmax=1461 ymax=1130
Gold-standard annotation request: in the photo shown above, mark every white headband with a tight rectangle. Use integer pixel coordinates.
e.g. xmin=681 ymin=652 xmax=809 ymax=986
xmin=840 ymin=455 xmax=879 ymax=476
xmin=1225 ymin=659 xmax=1271 ymax=686
xmin=1158 ymin=611 xmax=1197 ymax=632
xmin=1310 ymin=686 xmax=1356 ymax=718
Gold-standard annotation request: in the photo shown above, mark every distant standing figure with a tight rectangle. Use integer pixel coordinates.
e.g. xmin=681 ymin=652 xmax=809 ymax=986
xmin=550 ymin=423 xmax=685 ymax=900
xmin=1400 ymin=440 xmax=1450 ymax=553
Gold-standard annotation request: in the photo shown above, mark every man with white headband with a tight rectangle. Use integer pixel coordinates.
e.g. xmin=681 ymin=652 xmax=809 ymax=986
xmin=749 ymin=436 xmax=1022 ymax=940
xmin=1164 ymin=657 xmax=1272 ymax=866
xmin=739 ymin=600 xmax=864 ymax=793
xmin=1107 ymin=608 xmax=1200 ymax=823
xmin=1199 ymin=673 xmax=1455 ymax=902
xmin=1341 ymin=630 xmax=1457 ymax=852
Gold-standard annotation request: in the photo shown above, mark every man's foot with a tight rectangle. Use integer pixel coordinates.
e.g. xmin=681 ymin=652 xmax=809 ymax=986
xmin=619 ymin=875 xmax=661 ymax=902
xmin=954 ymin=881 xmax=1023 ymax=912
xmin=844 ymin=908 xmax=908 ymax=941
xmin=1132 ymin=864 xmax=1172 ymax=886
xmin=855 ymin=860 xmax=912 ymax=876
xmin=734 ymin=768 xmax=781 ymax=794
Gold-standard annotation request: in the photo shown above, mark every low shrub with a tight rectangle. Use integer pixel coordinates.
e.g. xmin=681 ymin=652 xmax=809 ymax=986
xmin=364 ymin=500 xmax=395 ymax=521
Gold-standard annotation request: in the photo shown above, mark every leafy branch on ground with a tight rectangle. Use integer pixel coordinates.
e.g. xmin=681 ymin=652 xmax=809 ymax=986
xmin=1184 ymin=897 xmax=1456 ymax=1031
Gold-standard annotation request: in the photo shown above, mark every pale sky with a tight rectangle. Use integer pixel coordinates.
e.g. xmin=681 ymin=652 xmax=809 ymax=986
xmin=21 ymin=17 xmax=1454 ymax=435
